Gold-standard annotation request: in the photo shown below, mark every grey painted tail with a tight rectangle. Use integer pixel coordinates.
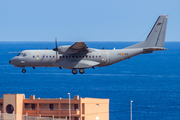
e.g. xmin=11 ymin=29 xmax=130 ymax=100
xmin=126 ymin=15 xmax=168 ymax=49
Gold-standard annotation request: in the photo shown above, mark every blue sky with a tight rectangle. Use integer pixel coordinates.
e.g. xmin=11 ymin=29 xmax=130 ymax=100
xmin=0 ymin=0 xmax=179 ymax=42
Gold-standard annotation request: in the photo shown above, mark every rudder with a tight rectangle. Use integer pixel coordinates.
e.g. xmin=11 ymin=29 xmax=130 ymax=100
xmin=145 ymin=15 xmax=168 ymax=47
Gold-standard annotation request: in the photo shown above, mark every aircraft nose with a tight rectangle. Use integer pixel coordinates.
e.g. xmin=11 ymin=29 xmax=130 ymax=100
xmin=9 ymin=58 xmax=17 ymax=65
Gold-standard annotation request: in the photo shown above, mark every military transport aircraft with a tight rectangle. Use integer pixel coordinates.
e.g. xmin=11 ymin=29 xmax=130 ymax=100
xmin=9 ymin=15 xmax=168 ymax=74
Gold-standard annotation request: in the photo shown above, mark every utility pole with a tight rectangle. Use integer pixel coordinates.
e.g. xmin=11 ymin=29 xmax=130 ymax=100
xmin=130 ymin=100 xmax=133 ymax=120
xmin=68 ymin=93 xmax=71 ymax=120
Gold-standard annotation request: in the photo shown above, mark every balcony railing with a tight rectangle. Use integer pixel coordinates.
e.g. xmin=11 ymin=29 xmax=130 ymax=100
xmin=39 ymin=108 xmax=59 ymax=110
xmin=24 ymin=108 xmax=79 ymax=111
xmin=61 ymin=109 xmax=79 ymax=111
xmin=24 ymin=108 xmax=37 ymax=110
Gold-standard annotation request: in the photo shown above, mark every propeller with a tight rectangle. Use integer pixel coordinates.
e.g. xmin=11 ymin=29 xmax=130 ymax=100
xmin=53 ymin=38 xmax=58 ymax=62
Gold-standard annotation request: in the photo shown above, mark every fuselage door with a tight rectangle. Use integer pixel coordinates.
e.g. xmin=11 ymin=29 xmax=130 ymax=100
xmin=101 ymin=51 xmax=109 ymax=64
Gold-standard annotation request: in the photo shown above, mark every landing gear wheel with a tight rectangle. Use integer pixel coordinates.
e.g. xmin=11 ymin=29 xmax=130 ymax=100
xmin=79 ymin=68 xmax=85 ymax=74
xmin=22 ymin=69 xmax=26 ymax=73
xmin=72 ymin=68 xmax=78 ymax=74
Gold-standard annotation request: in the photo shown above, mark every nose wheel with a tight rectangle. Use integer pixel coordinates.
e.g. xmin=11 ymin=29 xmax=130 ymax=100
xmin=22 ymin=69 xmax=26 ymax=73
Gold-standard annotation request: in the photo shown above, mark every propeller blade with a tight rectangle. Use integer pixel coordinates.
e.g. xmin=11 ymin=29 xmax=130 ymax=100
xmin=55 ymin=38 xmax=57 ymax=49
xmin=53 ymin=38 xmax=58 ymax=62
xmin=56 ymin=50 xmax=57 ymax=62
xmin=53 ymin=38 xmax=58 ymax=51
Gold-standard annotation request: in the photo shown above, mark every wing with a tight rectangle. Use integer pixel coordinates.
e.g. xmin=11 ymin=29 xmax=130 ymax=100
xmin=57 ymin=42 xmax=88 ymax=54
xmin=54 ymin=60 xmax=100 ymax=69
xmin=70 ymin=42 xmax=88 ymax=51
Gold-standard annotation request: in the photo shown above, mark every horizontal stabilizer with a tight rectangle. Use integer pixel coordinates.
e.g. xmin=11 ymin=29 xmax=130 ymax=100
xmin=143 ymin=47 xmax=167 ymax=51
xmin=142 ymin=47 xmax=167 ymax=54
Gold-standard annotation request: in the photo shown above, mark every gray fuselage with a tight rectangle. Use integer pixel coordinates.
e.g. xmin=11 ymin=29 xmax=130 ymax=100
xmin=10 ymin=48 xmax=144 ymax=69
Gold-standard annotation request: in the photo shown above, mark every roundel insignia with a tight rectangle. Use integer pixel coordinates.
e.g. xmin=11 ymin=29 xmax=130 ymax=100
xmin=121 ymin=53 xmax=124 ymax=56
xmin=102 ymin=58 xmax=106 ymax=61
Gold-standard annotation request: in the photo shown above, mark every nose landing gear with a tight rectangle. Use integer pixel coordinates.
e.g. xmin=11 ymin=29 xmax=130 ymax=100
xmin=22 ymin=69 xmax=26 ymax=73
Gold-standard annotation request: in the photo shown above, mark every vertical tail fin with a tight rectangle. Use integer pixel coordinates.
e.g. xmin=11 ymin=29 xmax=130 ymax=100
xmin=126 ymin=15 xmax=168 ymax=49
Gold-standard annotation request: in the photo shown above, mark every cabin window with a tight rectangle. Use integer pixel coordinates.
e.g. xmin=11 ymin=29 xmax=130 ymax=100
xmin=49 ymin=56 xmax=51 ymax=58
xmin=92 ymin=56 xmax=94 ymax=58
xmin=46 ymin=56 xmax=48 ymax=58
xmin=86 ymin=56 xmax=88 ymax=58
xmin=53 ymin=56 xmax=55 ymax=58
xmin=72 ymin=56 xmax=74 ymax=58
xmin=82 ymin=56 xmax=84 ymax=58
xmin=33 ymin=56 xmax=35 ymax=58
xmin=43 ymin=56 xmax=45 ymax=58
xmin=63 ymin=56 xmax=65 ymax=58
xmin=99 ymin=56 xmax=101 ymax=58
xmin=96 ymin=56 xmax=98 ymax=58
xmin=59 ymin=56 xmax=61 ymax=58
xmin=89 ymin=56 xmax=91 ymax=58
xmin=76 ymin=56 xmax=78 ymax=58
xmin=69 ymin=56 xmax=71 ymax=58
xmin=66 ymin=56 xmax=68 ymax=58
xmin=79 ymin=56 xmax=81 ymax=58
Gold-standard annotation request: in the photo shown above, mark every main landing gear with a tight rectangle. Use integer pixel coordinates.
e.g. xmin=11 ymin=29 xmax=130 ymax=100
xmin=72 ymin=68 xmax=85 ymax=74
xmin=79 ymin=68 xmax=85 ymax=74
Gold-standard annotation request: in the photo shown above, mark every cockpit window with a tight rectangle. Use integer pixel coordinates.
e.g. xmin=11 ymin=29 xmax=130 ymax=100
xmin=23 ymin=53 xmax=27 ymax=57
xmin=16 ymin=53 xmax=21 ymax=56
xmin=17 ymin=53 xmax=27 ymax=57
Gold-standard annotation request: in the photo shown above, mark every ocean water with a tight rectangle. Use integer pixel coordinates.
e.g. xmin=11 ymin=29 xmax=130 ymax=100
xmin=0 ymin=41 xmax=180 ymax=120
